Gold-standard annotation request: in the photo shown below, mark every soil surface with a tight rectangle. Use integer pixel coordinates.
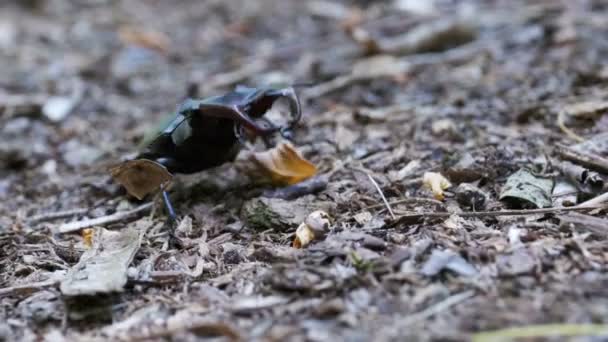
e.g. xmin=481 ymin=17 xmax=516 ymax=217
xmin=1 ymin=1 xmax=608 ymax=341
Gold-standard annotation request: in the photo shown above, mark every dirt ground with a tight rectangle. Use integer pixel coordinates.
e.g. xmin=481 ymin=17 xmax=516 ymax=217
xmin=2 ymin=0 xmax=608 ymax=341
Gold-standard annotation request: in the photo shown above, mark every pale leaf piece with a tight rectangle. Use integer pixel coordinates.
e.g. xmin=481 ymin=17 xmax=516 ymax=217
xmin=60 ymin=219 xmax=152 ymax=296
xmin=293 ymin=210 xmax=331 ymax=248
xmin=110 ymin=159 xmax=173 ymax=200
xmin=251 ymin=142 xmax=317 ymax=186
xmin=422 ymin=172 xmax=452 ymax=200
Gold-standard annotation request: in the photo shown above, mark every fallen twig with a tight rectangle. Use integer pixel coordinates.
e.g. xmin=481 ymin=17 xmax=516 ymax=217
xmin=365 ymin=197 xmax=446 ymax=210
xmin=390 ymin=205 xmax=607 ymax=226
xmin=0 ymin=279 xmax=59 ymax=298
xmin=28 ymin=208 xmax=89 ymax=224
xmin=58 ymin=202 xmax=153 ymax=233
xmin=557 ymin=110 xmax=585 ymax=142
xmin=367 ymin=174 xmax=396 ymax=220
xmin=555 ymin=144 xmax=608 ymax=174
xmin=559 ymin=212 xmax=608 ymax=237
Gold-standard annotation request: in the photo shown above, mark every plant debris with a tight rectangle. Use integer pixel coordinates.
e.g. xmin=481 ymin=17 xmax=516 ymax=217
xmin=110 ymin=159 xmax=173 ymax=200
xmin=250 ymin=141 xmax=317 ymax=186
xmin=500 ymin=169 xmax=554 ymax=208
xmin=293 ymin=210 xmax=332 ymax=248
xmin=60 ymin=219 xmax=151 ymax=296
xmin=422 ymin=172 xmax=452 ymax=200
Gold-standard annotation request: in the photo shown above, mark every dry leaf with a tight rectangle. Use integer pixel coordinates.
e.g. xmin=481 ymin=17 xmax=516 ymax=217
xmin=423 ymin=172 xmax=452 ymax=200
xmin=500 ymin=169 xmax=553 ymax=208
xmin=82 ymin=228 xmax=94 ymax=248
xmin=251 ymin=142 xmax=317 ymax=186
xmin=110 ymin=159 xmax=173 ymax=200
xmin=293 ymin=210 xmax=331 ymax=248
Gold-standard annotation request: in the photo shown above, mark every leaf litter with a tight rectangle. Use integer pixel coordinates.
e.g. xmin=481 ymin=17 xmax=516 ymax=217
xmin=2 ymin=1 xmax=608 ymax=341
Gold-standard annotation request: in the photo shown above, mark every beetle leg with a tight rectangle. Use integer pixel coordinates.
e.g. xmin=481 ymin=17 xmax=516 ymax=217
xmin=160 ymin=184 xmax=183 ymax=248
xmin=162 ymin=190 xmax=177 ymax=222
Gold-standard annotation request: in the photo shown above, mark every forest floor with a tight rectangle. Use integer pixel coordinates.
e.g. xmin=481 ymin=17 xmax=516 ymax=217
xmin=1 ymin=1 xmax=608 ymax=341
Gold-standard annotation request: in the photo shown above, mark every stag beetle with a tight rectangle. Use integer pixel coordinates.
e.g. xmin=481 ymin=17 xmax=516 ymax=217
xmin=136 ymin=85 xmax=302 ymax=220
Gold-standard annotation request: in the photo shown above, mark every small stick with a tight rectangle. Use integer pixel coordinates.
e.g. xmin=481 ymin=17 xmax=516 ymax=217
xmin=58 ymin=202 xmax=153 ymax=233
xmin=367 ymin=174 xmax=396 ymax=220
xmin=557 ymin=110 xmax=584 ymax=142
xmin=0 ymin=279 xmax=59 ymax=298
xmin=365 ymin=197 xmax=445 ymax=210
xmin=576 ymin=192 xmax=608 ymax=207
xmin=555 ymin=144 xmax=608 ymax=174
xmin=28 ymin=208 xmax=89 ymax=224
xmin=390 ymin=205 xmax=607 ymax=226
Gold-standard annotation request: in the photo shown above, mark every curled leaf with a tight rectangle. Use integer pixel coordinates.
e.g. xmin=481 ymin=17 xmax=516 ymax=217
xmin=251 ymin=142 xmax=317 ymax=186
xmin=500 ymin=169 xmax=553 ymax=208
xmin=293 ymin=210 xmax=332 ymax=248
xmin=423 ymin=172 xmax=452 ymax=200
xmin=110 ymin=159 xmax=173 ymax=200
xmin=293 ymin=223 xmax=315 ymax=249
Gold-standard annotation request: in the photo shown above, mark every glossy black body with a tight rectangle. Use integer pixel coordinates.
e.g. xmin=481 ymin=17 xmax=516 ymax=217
xmin=137 ymin=86 xmax=301 ymax=174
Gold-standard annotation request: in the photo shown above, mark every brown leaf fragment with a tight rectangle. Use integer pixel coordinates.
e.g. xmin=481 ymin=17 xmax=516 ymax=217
xmin=110 ymin=159 xmax=173 ymax=200
xmin=250 ymin=141 xmax=317 ymax=186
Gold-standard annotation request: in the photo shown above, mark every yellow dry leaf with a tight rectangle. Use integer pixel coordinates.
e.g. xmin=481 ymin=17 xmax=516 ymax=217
xmin=251 ymin=141 xmax=317 ymax=186
xmin=293 ymin=210 xmax=332 ymax=249
xmin=82 ymin=228 xmax=94 ymax=248
xmin=109 ymin=159 xmax=173 ymax=200
xmin=423 ymin=172 xmax=452 ymax=200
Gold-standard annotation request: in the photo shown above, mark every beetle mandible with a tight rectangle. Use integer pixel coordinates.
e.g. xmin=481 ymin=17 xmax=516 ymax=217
xmin=136 ymin=85 xmax=302 ymax=220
